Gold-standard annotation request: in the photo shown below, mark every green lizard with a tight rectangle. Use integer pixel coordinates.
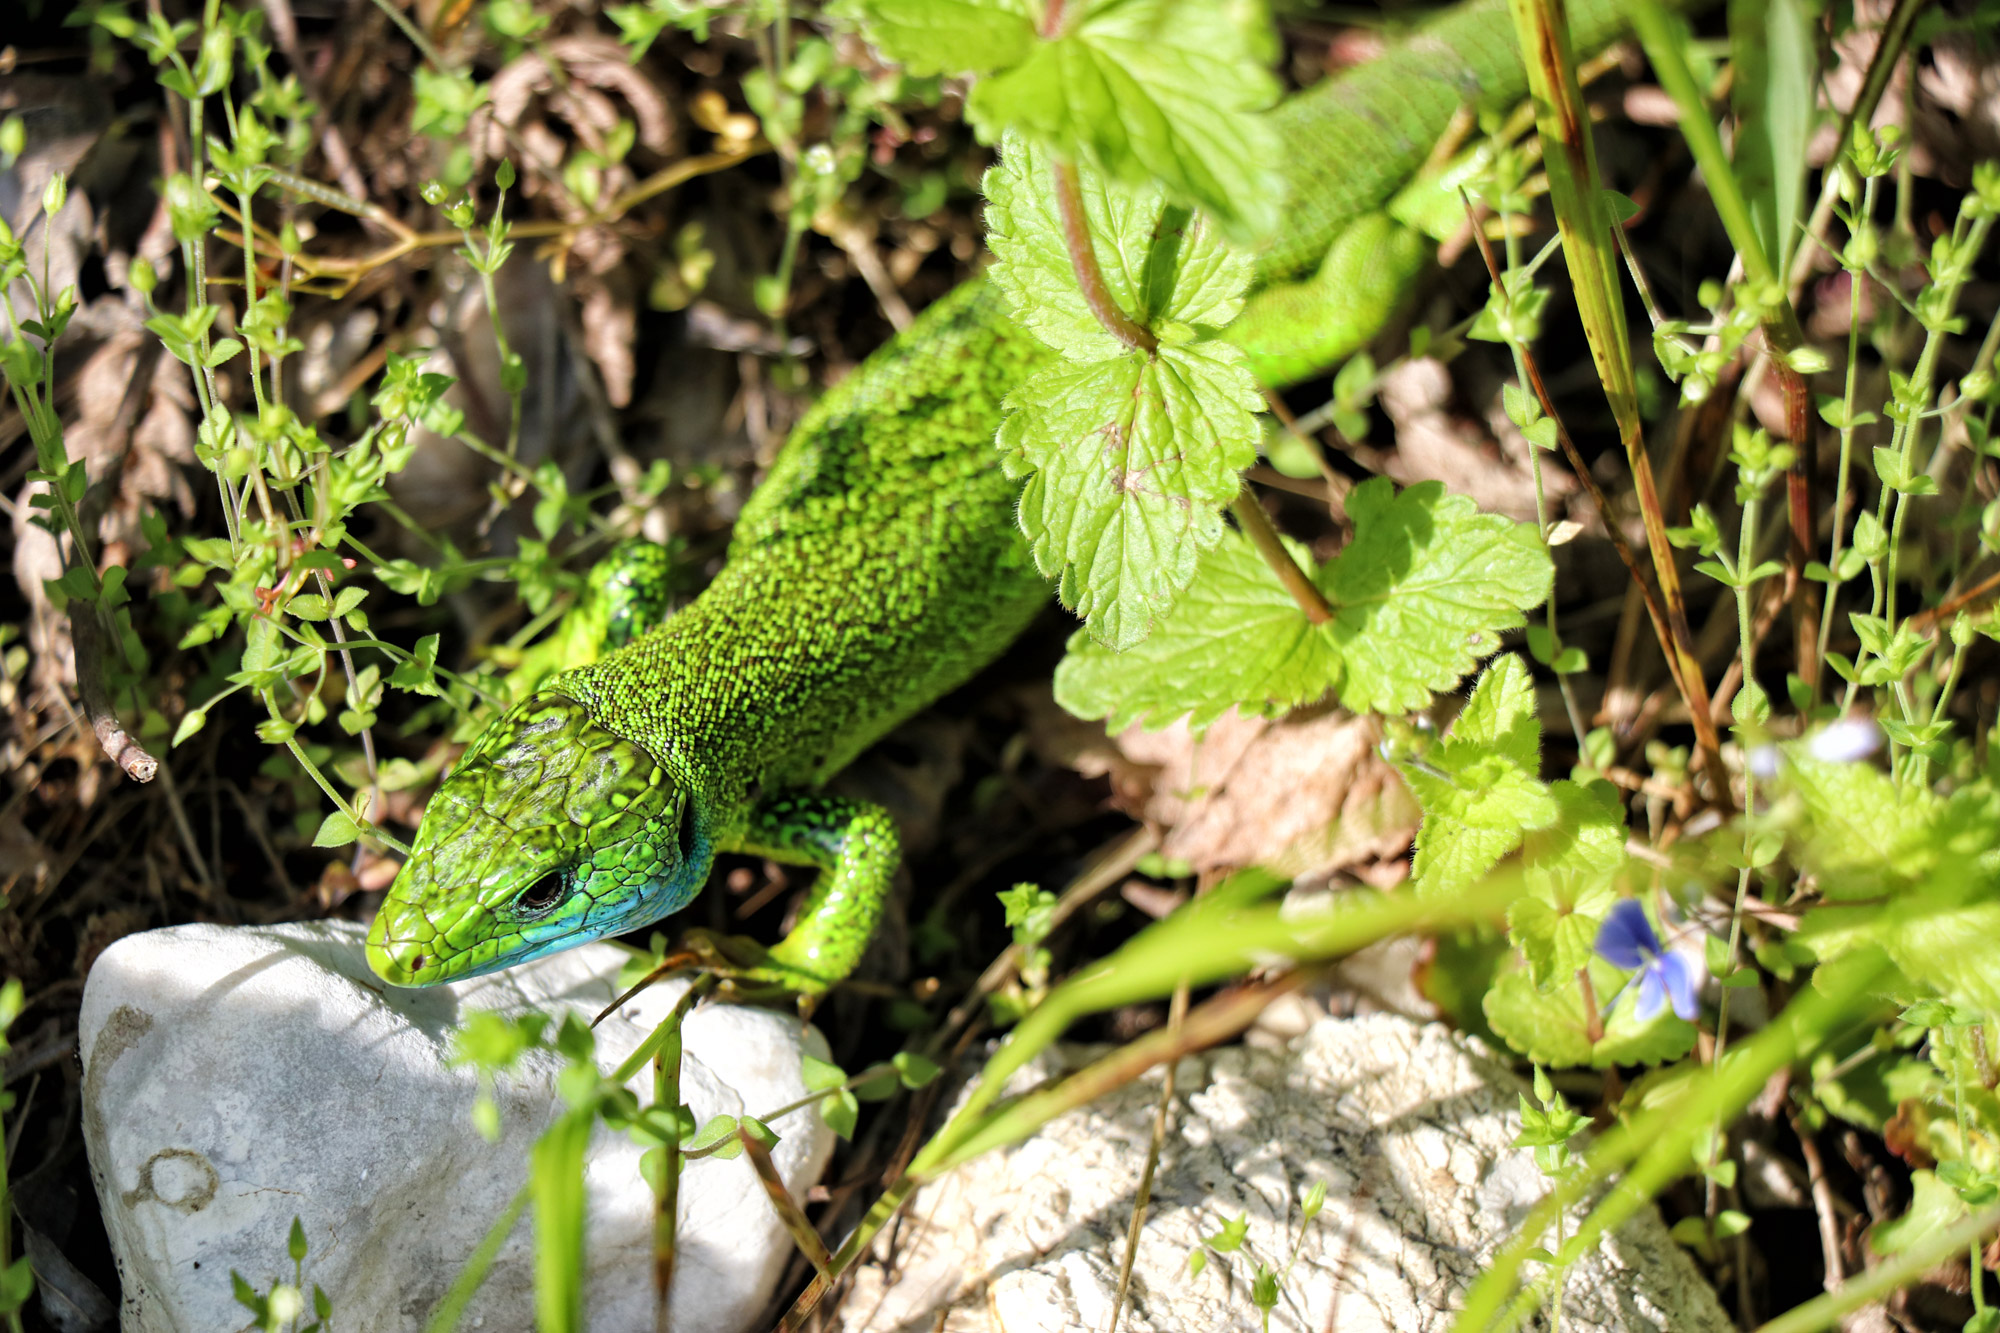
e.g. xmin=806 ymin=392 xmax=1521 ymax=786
xmin=366 ymin=0 xmax=1640 ymax=994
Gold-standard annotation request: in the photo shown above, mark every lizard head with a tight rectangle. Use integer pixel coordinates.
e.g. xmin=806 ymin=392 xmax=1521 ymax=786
xmin=366 ymin=691 xmax=708 ymax=986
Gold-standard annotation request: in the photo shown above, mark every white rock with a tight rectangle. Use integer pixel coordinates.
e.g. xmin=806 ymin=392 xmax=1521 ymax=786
xmin=833 ymin=1014 xmax=1729 ymax=1333
xmin=79 ymin=921 xmax=835 ymax=1333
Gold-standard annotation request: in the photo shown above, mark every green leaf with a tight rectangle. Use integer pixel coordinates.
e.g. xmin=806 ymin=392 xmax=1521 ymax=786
xmin=966 ymin=0 xmax=1281 ymax=238
xmin=985 ymin=134 xmax=1253 ymax=359
xmin=172 ymin=709 xmax=208 ymax=747
xmin=1052 ymin=528 xmax=1335 ymax=730
xmin=1319 ymin=481 xmax=1553 ymax=714
xmin=1052 ymin=482 xmax=1552 ymax=729
xmin=1730 ymin=0 xmax=1817 ymax=272
xmin=231 ymin=1270 xmax=261 ymax=1314
xmin=1204 ymin=1212 xmax=1249 ymax=1253
xmin=1482 ymin=958 xmax=1698 ymax=1069
xmin=821 ymin=1086 xmax=859 ymax=1141
xmin=0 ymin=1256 xmax=31 ymax=1314
xmin=388 ymin=633 xmax=443 ymax=697
xmin=682 ymin=1114 xmax=741 ymax=1156
xmin=1005 ymin=345 xmax=1259 ymax=649
xmin=837 ymin=0 xmax=1036 ymax=76
xmin=450 ymin=1010 xmax=549 ymax=1072
xmin=1811 ymin=1050 xmax=1942 ymax=1135
xmin=1397 ymin=656 xmax=1563 ymax=898
xmin=894 ymin=1050 xmax=941 ymax=1089
xmin=1449 ymin=650 xmax=1541 ymax=771
xmin=312 ymin=810 xmax=360 ymax=848
xmin=985 ymin=134 xmax=1262 ymax=649
xmin=1871 ymin=1169 xmax=1967 ymax=1257
xmin=799 ymin=1054 xmax=847 ymax=1095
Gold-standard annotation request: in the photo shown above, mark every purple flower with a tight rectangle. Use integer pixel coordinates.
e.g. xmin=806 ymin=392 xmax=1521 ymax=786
xmin=1595 ymin=899 xmax=1698 ymax=1023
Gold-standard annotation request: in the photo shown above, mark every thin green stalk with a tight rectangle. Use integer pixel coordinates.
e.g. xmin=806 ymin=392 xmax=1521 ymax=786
xmin=0 ymin=1097 xmax=21 ymax=1333
xmin=278 ymin=726 xmax=410 ymax=854
xmin=1490 ymin=181 xmax=1586 ymax=751
xmin=1855 ymin=208 xmax=1995 ymax=699
xmin=648 ymin=982 xmax=702 ymax=1333
xmin=1708 ymin=491 xmax=1763 ymax=1216
xmin=1815 ymin=177 xmax=1877 ymax=691
xmin=1886 ymin=217 xmax=1993 ymax=576
xmin=424 ymin=1185 xmax=531 ymax=1333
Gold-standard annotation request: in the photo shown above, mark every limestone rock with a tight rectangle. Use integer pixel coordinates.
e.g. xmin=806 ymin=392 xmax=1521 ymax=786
xmin=833 ymin=1014 xmax=1728 ymax=1333
xmin=79 ymin=921 xmax=834 ymax=1332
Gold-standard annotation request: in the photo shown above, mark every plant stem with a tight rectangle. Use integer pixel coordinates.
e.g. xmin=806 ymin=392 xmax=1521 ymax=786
xmin=1815 ymin=185 xmax=1875 ymax=694
xmin=1708 ymin=492 xmax=1763 ymax=1217
xmin=1050 ymin=160 xmax=1157 ymax=356
xmin=1232 ymin=491 xmax=1332 ymax=625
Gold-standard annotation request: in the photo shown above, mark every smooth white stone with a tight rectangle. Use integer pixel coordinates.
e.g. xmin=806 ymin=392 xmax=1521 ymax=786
xmin=79 ymin=920 xmax=834 ymax=1332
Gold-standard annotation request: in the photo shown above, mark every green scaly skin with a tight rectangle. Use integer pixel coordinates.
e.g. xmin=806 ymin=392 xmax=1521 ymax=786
xmin=366 ymin=0 xmax=1643 ymax=994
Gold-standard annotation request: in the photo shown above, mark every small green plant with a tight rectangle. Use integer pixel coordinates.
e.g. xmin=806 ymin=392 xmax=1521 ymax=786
xmin=1185 ymin=1181 xmax=1327 ymax=1333
xmin=230 ymin=1217 xmax=331 ymax=1333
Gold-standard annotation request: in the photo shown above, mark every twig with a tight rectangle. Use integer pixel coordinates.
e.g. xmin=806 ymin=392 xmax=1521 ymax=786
xmin=222 ymin=146 xmax=765 ymax=297
xmin=68 ymin=607 xmax=155 ymax=782
xmin=1787 ymin=1105 xmax=1846 ymax=1289
xmin=1106 ymin=979 xmax=1187 ymax=1333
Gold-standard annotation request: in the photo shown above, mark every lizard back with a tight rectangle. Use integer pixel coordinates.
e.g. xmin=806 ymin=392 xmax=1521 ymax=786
xmin=550 ymin=280 xmax=1051 ymax=825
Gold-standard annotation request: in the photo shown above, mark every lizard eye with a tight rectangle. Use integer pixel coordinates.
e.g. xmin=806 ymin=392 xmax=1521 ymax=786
xmin=518 ymin=871 xmax=567 ymax=912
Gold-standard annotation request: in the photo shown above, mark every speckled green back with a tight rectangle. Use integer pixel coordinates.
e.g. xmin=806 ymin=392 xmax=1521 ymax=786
xmin=551 ymin=279 xmax=1050 ymax=837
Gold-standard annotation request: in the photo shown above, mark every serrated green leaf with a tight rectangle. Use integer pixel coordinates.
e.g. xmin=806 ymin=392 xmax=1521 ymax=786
xmin=836 ymin=0 xmax=1036 ymax=76
xmin=1813 ymin=1051 xmax=1942 ymax=1135
xmin=1400 ymin=657 xmax=1563 ymax=898
xmin=1508 ymin=897 xmax=1604 ymax=991
xmin=985 ymin=133 xmax=1254 ymax=358
xmin=1051 ymin=482 xmax=1550 ymax=728
xmin=1449 ymin=651 xmax=1541 ymax=771
xmin=1482 ymin=957 xmax=1698 ymax=1068
xmin=1319 ymin=480 xmax=1552 ymax=714
xmin=1005 ymin=343 xmax=1260 ymax=649
xmin=1051 ymin=528 xmax=1337 ymax=730
xmin=966 ymin=0 xmax=1280 ymax=237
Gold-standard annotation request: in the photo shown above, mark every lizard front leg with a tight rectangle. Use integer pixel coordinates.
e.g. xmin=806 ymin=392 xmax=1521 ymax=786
xmin=701 ymin=793 xmax=900 ymax=997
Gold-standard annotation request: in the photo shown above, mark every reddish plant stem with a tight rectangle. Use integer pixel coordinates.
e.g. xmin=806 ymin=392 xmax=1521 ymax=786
xmin=1050 ymin=157 xmax=1323 ymax=623
xmin=1050 ymin=160 xmax=1156 ymax=356
xmin=1233 ymin=490 xmax=1334 ymax=625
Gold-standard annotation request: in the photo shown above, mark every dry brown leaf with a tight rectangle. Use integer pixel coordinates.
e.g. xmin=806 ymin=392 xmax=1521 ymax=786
xmin=1030 ymin=687 xmax=1419 ymax=884
xmin=1381 ymin=358 xmax=1564 ymax=522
